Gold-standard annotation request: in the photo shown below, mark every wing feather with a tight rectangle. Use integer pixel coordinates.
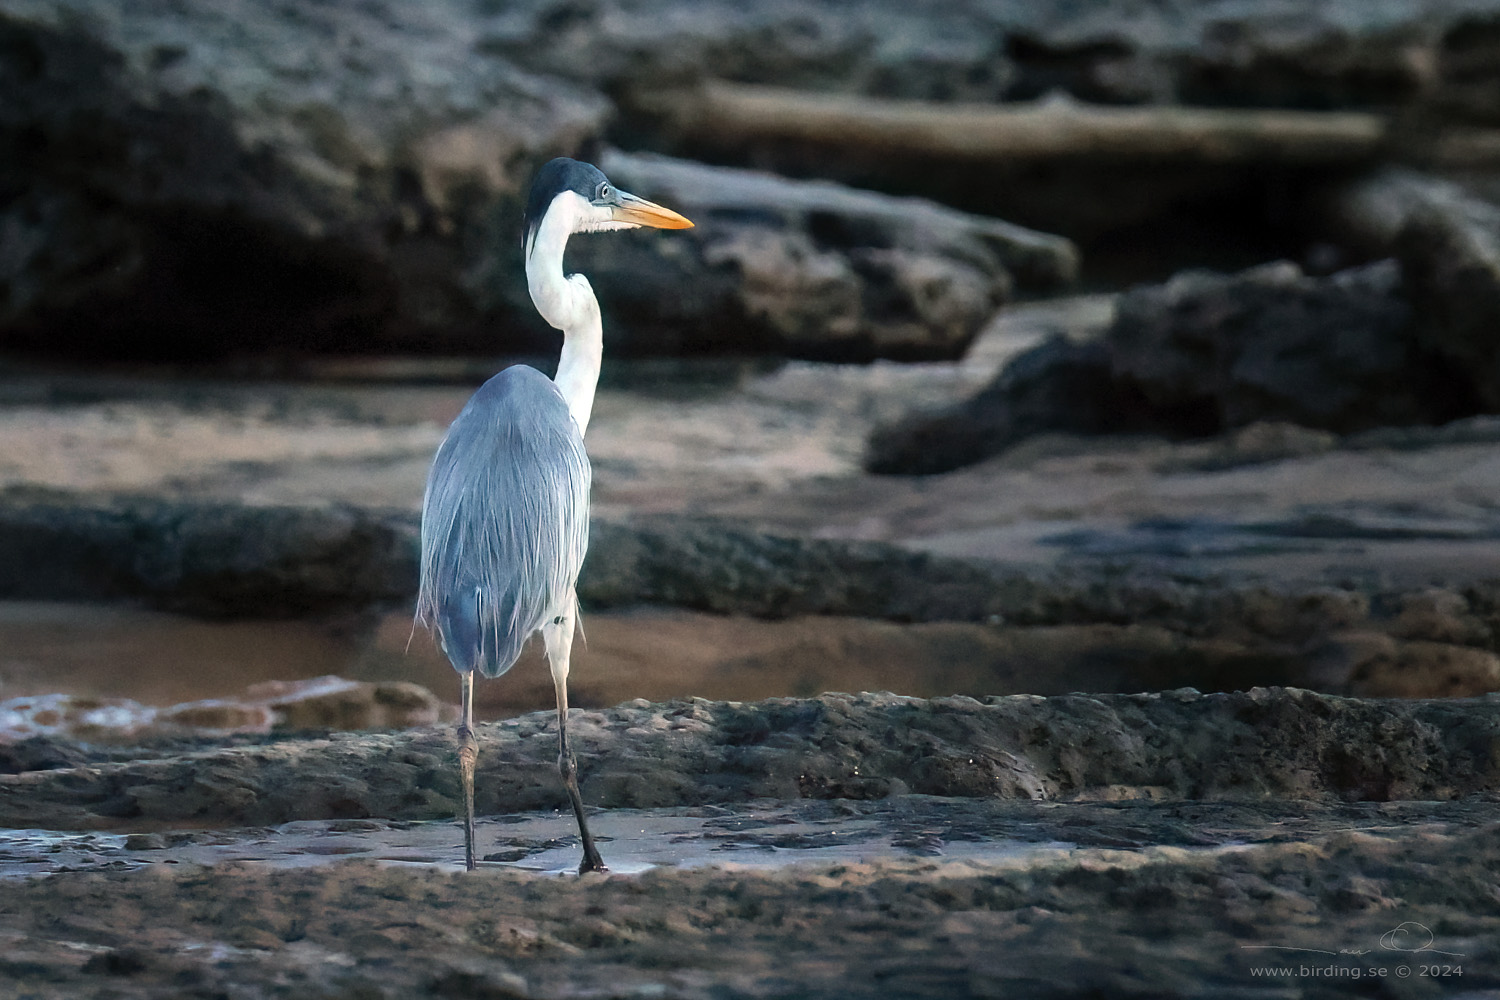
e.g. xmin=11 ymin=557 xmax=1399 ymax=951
xmin=416 ymin=365 xmax=590 ymax=678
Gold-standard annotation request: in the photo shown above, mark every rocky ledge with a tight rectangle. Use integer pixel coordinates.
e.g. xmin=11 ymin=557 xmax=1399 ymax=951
xmin=3 ymin=688 xmax=1496 ymax=830
xmin=9 ymin=492 xmax=1500 ymax=702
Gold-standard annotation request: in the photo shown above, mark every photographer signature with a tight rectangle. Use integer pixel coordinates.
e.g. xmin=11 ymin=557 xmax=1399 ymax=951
xmin=1239 ymin=921 xmax=1464 ymax=958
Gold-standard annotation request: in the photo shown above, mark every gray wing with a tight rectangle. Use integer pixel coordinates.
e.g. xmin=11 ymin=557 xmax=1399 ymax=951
xmin=416 ymin=364 xmax=591 ymax=678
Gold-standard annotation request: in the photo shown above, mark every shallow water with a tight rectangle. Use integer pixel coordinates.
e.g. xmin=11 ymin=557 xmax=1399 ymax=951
xmin=8 ymin=794 xmax=1494 ymax=884
xmin=0 ymin=807 xmax=1077 ymax=880
xmin=5 ymin=600 xmax=1260 ymax=740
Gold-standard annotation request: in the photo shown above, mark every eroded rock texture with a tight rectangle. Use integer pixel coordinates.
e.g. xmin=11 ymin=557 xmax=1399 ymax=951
xmin=2 ymin=688 xmax=1497 ymax=829
xmin=0 ymin=821 xmax=1497 ymax=998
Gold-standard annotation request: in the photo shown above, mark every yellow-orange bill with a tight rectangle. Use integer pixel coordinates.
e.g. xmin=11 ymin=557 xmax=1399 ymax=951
xmin=612 ymin=194 xmax=695 ymax=230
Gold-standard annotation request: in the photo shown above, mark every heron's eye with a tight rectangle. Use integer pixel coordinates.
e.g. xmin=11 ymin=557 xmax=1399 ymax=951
xmin=596 ymin=183 xmax=611 ymax=201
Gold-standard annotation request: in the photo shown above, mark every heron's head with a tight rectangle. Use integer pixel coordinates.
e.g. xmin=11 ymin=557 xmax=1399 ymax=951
xmin=523 ymin=157 xmax=693 ymax=258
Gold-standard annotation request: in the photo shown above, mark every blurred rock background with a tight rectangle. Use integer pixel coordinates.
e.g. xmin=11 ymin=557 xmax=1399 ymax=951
xmin=6 ymin=0 xmax=1500 ymax=731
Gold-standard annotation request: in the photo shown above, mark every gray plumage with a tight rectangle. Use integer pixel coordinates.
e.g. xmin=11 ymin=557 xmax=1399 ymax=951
xmin=417 ymin=156 xmax=691 ymax=873
xmin=416 ymin=364 xmax=590 ymax=679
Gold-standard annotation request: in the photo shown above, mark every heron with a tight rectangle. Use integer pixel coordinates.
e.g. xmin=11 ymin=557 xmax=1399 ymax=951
xmin=416 ymin=157 xmax=693 ymax=872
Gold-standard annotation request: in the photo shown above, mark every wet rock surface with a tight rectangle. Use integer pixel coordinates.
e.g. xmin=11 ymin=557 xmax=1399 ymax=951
xmin=0 ymin=810 xmax=1494 ymax=998
xmin=4 ymin=696 xmax=1499 ymax=989
xmin=9 ymin=322 xmax=1500 ymax=713
xmin=3 ymin=369 xmax=1499 ymax=996
xmin=3 ymin=688 xmax=1497 ymax=830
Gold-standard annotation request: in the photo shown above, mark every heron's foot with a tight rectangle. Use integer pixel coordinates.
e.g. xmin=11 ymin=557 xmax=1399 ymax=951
xmin=578 ymin=849 xmax=608 ymax=875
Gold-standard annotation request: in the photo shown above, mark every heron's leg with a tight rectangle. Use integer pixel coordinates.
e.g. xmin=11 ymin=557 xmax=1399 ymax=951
xmin=543 ymin=612 xmax=606 ymax=874
xmin=457 ymin=670 xmax=478 ymax=871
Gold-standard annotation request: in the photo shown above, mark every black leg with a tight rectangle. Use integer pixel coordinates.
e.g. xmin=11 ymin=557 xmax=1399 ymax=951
xmin=557 ymin=702 xmax=606 ymax=874
xmin=544 ymin=608 xmax=606 ymax=874
xmin=457 ymin=671 xmax=477 ymax=871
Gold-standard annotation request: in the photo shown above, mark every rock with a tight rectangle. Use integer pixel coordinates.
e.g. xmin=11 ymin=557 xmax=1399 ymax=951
xmin=1152 ymin=420 xmax=1340 ymax=473
xmin=0 ymin=497 xmax=417 ymax=616
xmin=1345 ymin=412 xmax=1500 ymax=451
xmin=488 ymin=1 xmax=1500 ymax=236
xmin=121 ymin=833 xmax=167 ymax=851
xmin=8 ymin=495 xmax=1500 ymax=700
xmin=3 ymin=688 xmax=1498 ymax=828
xmin=0 ymin=494 xmax=1126 ymax=622
xmin=154 ymin=701 xmax=277 ymax=734
xmin=1349 ymin=640 xmax=1500 ymax=699
xmin=870 ymin=259 xmax=1473 ymax=475
xmin=0 ymin=692 xmax=157 ymax=741
xmin=0 ymin=811 xmax=1498 ymax=999
xmin=1105 ymin=259 xmax=1455 ymax=434
xmin=0 ymin=734 xmax=89 ymax=773
xmin=0 ymin=678 xmax=448 ymax=741
xmin=539 ymin=150 xmax=1076 ymax=360
xmin=5 ymin=494 xmax=1500 ymax=707
xmin=646 ymin=82 xmax=1390 ymax=168
xmin=0 ymin=0 xmax=1073 ymax=364
xmin=11 ymin=1 xmax=1500 ymax=365
xmin=246 ymin=676 xmax=446 ymax=731
xmin=863 ymin=335 xmax=1158 ymax=475
xmin=1391 ymin=587 xmax=1492 ymax=645
xmin=0 ymin=0 xmax=606 ymax=361
xmin=1396 ymin=188 xmax=1500 ymax=410
xmin=1332 ymin=169 xmax=1500 ymax=410
xmin=488 ymin=0 xmax=1499 ymax=120
xmin=0 ymin=493 xmax=1297 ymax=624
xmin=1331 ymin=168 xmax=1465 ymax=248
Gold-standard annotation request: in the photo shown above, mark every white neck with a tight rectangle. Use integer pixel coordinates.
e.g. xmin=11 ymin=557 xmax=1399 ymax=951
xmin=526 ymin=194 xmax=603 ymax=435
xmin=552 ymin=280 xmax=602 ymax=435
